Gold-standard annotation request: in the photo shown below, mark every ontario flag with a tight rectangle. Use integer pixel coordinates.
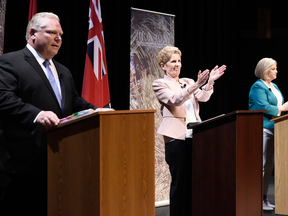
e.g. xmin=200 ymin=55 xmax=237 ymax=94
xmin=82 ymin=0 xmax=111 ymax=108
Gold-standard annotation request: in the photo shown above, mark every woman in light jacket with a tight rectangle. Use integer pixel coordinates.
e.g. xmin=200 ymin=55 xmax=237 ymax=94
xmin=152 ymin=46 xmax=226 ymax=216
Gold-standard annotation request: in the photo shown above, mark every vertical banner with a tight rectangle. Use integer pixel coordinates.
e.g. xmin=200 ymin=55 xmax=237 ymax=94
xmin=0 ymin=0 xmax=6 ymax=56
xmin=82 ymin=0 xmax=111 ymax=108
xmin=130 ymin=8 xmax=175 ymax=205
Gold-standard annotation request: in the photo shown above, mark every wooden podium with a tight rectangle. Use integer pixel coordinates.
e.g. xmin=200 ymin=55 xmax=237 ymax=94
xmin=189 ymin=110 xmax=265 ymax=216
xmin=47 ymin=110 xmax=156 ymax=216
xmin=272 ymin=114 xmax=288 ymax=215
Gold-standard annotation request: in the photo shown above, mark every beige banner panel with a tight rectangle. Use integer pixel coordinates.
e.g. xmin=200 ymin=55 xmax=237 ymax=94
xmin=130 ymin=8 xmax=175 ymax=203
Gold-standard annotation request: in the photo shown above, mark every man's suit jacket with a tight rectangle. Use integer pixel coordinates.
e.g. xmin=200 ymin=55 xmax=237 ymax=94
xmin=0 ymin=47 xmax=96 ymax=172
xmin=249 ymin=79 xmax=285 ymax=129
xmin=152 ymin=75 xmax=213 ymax=141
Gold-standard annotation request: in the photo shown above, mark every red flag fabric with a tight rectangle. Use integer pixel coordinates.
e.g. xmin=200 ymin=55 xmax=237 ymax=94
xmin=82 ymin=0 xmax=110 ymax=108
xmin=28 ymin=0 xmax=37 ymax=22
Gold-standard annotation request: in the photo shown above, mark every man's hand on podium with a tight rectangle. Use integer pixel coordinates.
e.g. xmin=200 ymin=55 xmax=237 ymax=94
xmin=36 ymin=111 xmax=60 ymax=129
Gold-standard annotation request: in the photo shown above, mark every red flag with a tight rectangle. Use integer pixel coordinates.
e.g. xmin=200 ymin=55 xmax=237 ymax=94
xmin=28 ymin=0 xmax=37 ymax=22
xmin=82 ymin=0 xmax=110 ymax=108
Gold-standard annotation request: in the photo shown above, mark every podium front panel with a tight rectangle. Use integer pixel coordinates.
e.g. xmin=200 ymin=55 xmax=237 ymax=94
xmin=191 ymin=111 xmax=263 ymax=216
xmin=274 ymin=115 xmax=288 ymax=215
xmin=47 ymin=110 xmax=155 ymax=216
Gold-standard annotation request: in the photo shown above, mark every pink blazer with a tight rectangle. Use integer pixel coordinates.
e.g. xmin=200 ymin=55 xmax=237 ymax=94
xmin=152 ymin=75 xmax=213 ymax=140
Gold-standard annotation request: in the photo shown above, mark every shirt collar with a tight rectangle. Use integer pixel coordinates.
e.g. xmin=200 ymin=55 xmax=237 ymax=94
xmin=26 ymin=43 xmax=51 ymax=65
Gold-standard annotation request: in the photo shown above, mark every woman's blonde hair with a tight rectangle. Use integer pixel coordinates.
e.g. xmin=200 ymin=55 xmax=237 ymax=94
xmin=157 ymin=46 xmax=182 ymax=66
xmin=255 ymin=58 xmax=277 ymax=79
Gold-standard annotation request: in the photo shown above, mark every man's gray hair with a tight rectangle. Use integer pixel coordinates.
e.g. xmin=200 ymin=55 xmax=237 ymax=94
xmin=25 ymin=12 xmax=60 ymax=41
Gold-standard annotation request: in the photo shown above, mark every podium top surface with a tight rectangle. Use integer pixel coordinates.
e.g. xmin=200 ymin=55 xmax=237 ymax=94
xmin=48 ymin=109 xmax=156 ymax=131
xmin=188 ymin=110 xmax=266 ymax=129
xmin=271 ymin=113 xmax=288 ymax=123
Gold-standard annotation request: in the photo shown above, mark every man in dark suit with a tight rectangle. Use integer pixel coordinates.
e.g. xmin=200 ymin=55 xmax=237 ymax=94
xmin=0 ymin=12 xmax=109 ymax=215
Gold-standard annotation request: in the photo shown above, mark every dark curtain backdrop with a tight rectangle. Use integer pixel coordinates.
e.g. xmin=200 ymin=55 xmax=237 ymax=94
xmin=3 ymin=0 xmax=288 ymax=121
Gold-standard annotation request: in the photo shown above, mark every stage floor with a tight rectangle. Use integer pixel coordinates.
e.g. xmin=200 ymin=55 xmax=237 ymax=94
xmin=155 ymin=176 xmax=285 ymax=216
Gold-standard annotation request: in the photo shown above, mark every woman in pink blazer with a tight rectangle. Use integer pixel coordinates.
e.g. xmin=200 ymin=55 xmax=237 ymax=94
xmin=152 ymin=46 xmax=226 ymax=216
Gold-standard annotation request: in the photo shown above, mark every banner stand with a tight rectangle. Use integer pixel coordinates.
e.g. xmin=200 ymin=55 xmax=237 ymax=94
xmin=130 ymin=7 xmax=175 ymax=204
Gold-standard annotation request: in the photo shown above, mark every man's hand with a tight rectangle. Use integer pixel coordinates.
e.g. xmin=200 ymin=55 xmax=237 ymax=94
xmin=36 ymin=111 xmax=60 ymax=129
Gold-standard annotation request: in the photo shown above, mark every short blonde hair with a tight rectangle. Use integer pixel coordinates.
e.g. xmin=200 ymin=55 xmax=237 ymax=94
xmin=157 ymin=46 xmax=182 ymax=66
xmin=255 ymin=58 xmax=277 ymax=79
xmin=26 ymin=12 xmax=60 ymax=41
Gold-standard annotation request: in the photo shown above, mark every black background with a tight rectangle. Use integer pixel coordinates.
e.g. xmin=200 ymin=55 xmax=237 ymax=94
xmin=3 ymin=0 xmax=288 ymax=121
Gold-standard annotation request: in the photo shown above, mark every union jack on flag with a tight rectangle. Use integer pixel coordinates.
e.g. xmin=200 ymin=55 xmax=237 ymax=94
xmin=82 ymin=0 xmax=110 ymax=108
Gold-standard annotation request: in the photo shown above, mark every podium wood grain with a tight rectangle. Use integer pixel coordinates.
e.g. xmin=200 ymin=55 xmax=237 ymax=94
xmin=189 ymin=110 xmax=264 ymax=216
xmin=47 ymin=110 xmax=156 ymax=216
xmin=272 ymin=114 xmax=288 ymax=215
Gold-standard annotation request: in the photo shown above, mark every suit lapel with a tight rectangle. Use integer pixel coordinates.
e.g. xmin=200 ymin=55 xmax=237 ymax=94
xmin=22 ymin=47 xmax=62 ymax=110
